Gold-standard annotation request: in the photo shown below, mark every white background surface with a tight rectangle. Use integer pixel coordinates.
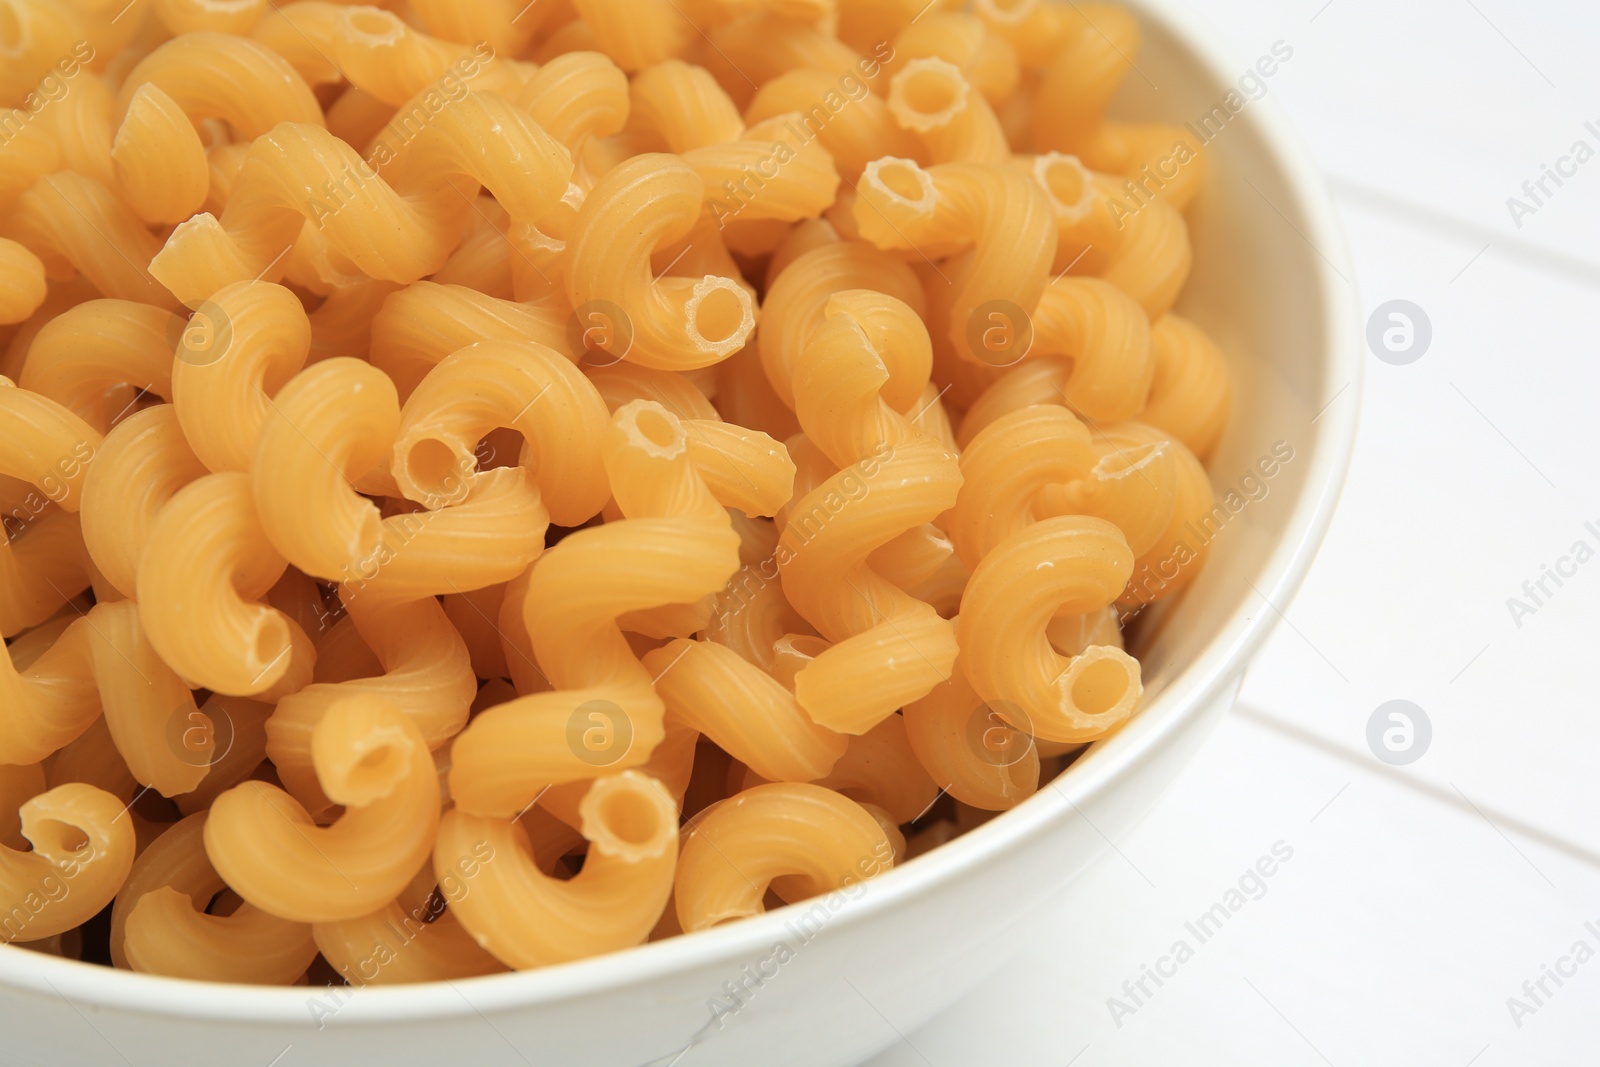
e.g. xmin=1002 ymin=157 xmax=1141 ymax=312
xmin=865 ymin=2 xmax=1600 ymax=1064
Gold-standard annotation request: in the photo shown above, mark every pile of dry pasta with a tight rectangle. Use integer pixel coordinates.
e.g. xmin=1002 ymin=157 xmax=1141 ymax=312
xmin=0 ymin=0 xmax=1231 ymax=986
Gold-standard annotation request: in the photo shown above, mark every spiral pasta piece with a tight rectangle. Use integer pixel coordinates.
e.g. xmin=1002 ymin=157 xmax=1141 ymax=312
xmin=85 ymin=600 xmax=216 ymax=797
xmin=169 ymin=281 xmax=311 ymax=473
xmin=267 ymin=593 xmax=475 ymax=818
xmin=759 ymin=240 xmax=928 ymax=409
xmin=570 ymin=0 xmax=693 ymax=72
xmin=0 ymin=381 xmax=102 ymax=512
xmin=565 ymin=154 xmax=756 ymax=371
xmin=957 ymin=515 xmax=1140 ymax=743
xmin=251 ymin=358 xmax=398 ymax=582
xmin=206 ymin=694 xmax=441 ymax=923
xmin=778 ymin=297 xmax=962 ymax=733
xmin=0 ymin=783 xmax=136 ymax=943
xmin=854 ymin=156 xmax=1056 ymax=365
xmin=950 ymin=404 xmax=1095 ymax=569
xmin=438 ymin=769 xmax=679 ymax=969
xmin=450 ymin=401 xmax=742 ymax=817
xmin=18 ymin=300 xmax=181 ymax=432
xmin=885 ymin=11 xmax=1019 ymax=109
xmin=0 ymin=617 xmax=98 ymax=766
xmin=391 ymin=339 xmax=611 ymax=526
xmin=116 ymin=812 xmax=317 ymax=984
xmin=675 ymin=782 xmax=891 ymax=932
xmin=151 ymin=90 xmax=573 ymax=306
xmin=6 ymin=171 xmax=178 ymax=309
xmin=137 ymin=472 xmax=316 ymax=698
xmin=641 ymin=639 xmax=845 ymax=783
xmin=744 ymin=67 xmax=920 ymax=182
xmin=904 ymin=656 xmax=1038 ymax=811
xmin=886 ymin=57 xmax=1009 ymax=164
xmin=370 ymin=282 xmax=568 ymax=400
xmin=78 ymin=406 xmax=209 ymax=601
xmin=1142 ymin=314 xmax=1231 ymax=460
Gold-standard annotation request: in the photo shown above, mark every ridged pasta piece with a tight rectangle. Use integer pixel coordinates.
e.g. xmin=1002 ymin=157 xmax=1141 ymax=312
xmin=369 ymin=283 xmax=569 ymax=401
xmin=704 ymin=559 xmax=814 ymax=674
xmin=759 ymin=240 xmax=928 ymax=410
xmin=439 ymin=769 xmax=679 ymax=968
xmin=1027 ymin=275 xmax=1154 ymax=422
xmin=1028 ymin=2 xmax=1134 ymax=151
xmin=151 ymin=90 xmax=572 ymax=306
xmin=1099 ymin=187 xmax=1192 ymax=321
xmin=0 ymin=617 xmax=99 ymax=766
xmin=778 ymin=297 xmax=962 ymax=733
xmin=268 ymin=593 xmax=475 ymax=820
xmin=18 ymin=300 xmax=181 ymax=432
xmin=885 ymin=11 xmax=1019 ymax=109
xmin=514 ymin=50 xmax=631 ymax=166
xmin=111 ymin=83 xmax=212 ymax=225
xmin=628 ymin=59 xmax=746 ymax=153
xmin=168 ymin=280 xmax=311 ymax=472
xmin=641 ymin=639 xmax=845 ymax=782
xmin=803 ymin=711 xmax=941 ymax=824
xmin=853 ymin=156 xmax=1056 ymax=365
xmin=1141 ymin=314 xmax=1231 ymax=460
xmin=675 ymin=782 xmax=891 ymax=931
xmin=79 ymin=406 xmax=209 ymax=601
xmin=450 ymin=401 xmax=742 ymax=817
xmin=206 ymin=695 xmax=441 ymax=923
xmin=137 ymin=472 xmax=316 ymax=698
xmin=744 ymin=68 xmax=921 ymax=183
xmin=116 ymin=812 xmax=317 ymax=983
xmin=904 ymin=657 xmax=1038 ymax=811
xmin=85 ymin=600 xmax=215 ymax=797
xmin=566 ymin=153 xmax=757 ymax=371
xmin=886 ymin=57 xmax=1009 ymax=164
xmin=0 ymin=239 xmax=47 ymax=324
xmin=1075 ymin=422 xmax=1216 ymax=609
xmin=957 ymin=515 xmax=1141 ymax=743
xmin=251 ymin=358 xmax=398 ymax=582
xmin=327 ymin=9 xmax=521 ymax=107
xmin=588 ymin=362 xmax=797 ymax=519
xmin=570 ymin=0 xmax=693 ymax=72
xmin=312 ymin=859 xmax=508 ymax=984
xmin=950 ymin=404 xmax=1095 ymax=569
xmin=0 ymin=783 xmax=136 ymax=943
xmin=392 ymin=339 xmax=611 ymax=525
xmin=6 ymin=171 xmax=179 ymax=309
xmin=0 ymin=381 xmax=102 ymax=512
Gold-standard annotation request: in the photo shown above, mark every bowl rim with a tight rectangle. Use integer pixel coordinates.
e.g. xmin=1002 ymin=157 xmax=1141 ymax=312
xmin=0 ymin=0 xmax=1364 ymax=1027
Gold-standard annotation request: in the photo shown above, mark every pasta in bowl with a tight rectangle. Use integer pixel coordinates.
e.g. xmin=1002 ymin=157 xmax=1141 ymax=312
xmin=0 ymin=0 xmax=1358 ymax=1064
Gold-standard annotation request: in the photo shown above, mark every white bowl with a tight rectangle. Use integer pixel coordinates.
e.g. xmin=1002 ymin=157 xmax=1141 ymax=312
xmin=0 ymin=4 xmax=1361 ymax=1064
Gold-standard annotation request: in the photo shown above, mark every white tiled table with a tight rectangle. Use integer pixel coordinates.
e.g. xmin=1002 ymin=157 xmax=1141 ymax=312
xmin=867 ymin=2 xmax=1600 ymax=1063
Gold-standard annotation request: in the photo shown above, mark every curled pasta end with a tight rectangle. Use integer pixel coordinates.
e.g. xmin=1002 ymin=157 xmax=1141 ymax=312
xmin=889 ymin=57 xmax=972 ymax=133
xmin=1034 ymin=152 xmax=1098 ymax=225
xmin=578 ymin=771 xmax=677 ymax=865
xmin=19 ymin=784 xmax=125 ymax=866
xmin=861 ymin=157 xmax=937 ymax=215
xmin=614 ymin=398 xmax=688 ymax=460
xmin=311 ymin=697 xmax=421 ymax=808
xmin=683 ymin=277 xmax=756 ymax=360
xmin=1056 ymin=645 xmax=1141 ymax=729
xmin=336 ymin=6 xmax=408 ymax=47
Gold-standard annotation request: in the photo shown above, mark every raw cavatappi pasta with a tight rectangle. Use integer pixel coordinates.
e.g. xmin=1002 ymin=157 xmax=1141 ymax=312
xmin=0 ymin=0 xmax=1231 ymax=986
